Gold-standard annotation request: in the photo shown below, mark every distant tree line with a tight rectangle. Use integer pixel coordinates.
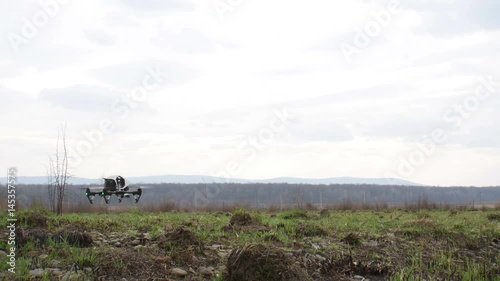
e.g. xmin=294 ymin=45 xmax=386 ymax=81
xmin=3 ymin=183 xmax=499 ymax=211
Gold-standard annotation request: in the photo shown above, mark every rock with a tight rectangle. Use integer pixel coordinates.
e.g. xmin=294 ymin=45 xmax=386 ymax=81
xmin=143 ymin=233 xmax=152 ymax=240
xmin=171 ymin=268 xmax=187 ymax=277
xmin=29 ymin=268 xmax=45 ymax=278
xmin=38 ymin=254 xmax=49 ymax=260
xmin=209 ymin=244 xmax=223 ymax=250
xmin=217 ymin=250 xmax=228 ymax=258
xmin=134 ymin=244 xmax=145 ymax=250
xmin=46 ymin=268 xmax=63 ymax=276
xmin=114 ymin=242 xmax=122 ymax=247
xmin=131 ymin=239 xmax=140 ymax=246
xmin=155 ymin=256 xmax=171 ymax=263
xmin=218 ymin=265 xmax=227 ymax=272
xmin=315 ymin=254 xmax=326 ymax=261
xmin=198 ymin=266 xmax=214 ymax=276
xmin=50 ymin=259 xmax=61 ymax=267
xmin=353 ymin=275 xmax=365 ymax=280
xmin=62 ymin=271 xmax=83 ymax=281
xmin=0 ymin=250 xmax=7 ymax=259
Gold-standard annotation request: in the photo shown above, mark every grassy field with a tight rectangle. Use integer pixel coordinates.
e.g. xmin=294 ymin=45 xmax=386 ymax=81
xmin=1 ymin=208 xmax=499 ymax=280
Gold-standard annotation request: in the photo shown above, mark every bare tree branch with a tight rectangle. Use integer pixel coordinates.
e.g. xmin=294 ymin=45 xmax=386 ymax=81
xmin=47 ymin=123 xmax=70 ymax=215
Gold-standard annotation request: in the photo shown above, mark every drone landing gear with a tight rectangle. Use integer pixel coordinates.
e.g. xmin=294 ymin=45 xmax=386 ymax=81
xmin=86 ymin=188 xmax=96 ymax=204
xmin=86 ymin=187 xmax=143 ymax=204
xmin=133 ymin=188 xmax=142 ymax=203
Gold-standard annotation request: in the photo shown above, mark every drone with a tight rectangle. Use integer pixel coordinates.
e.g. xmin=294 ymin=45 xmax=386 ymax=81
xmin=85 ymin=176 xmax=142 ymax=204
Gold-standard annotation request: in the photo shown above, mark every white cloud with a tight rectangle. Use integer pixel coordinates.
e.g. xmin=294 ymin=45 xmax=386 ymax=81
xmin=1 ymin=0 xmax=499 ymax=186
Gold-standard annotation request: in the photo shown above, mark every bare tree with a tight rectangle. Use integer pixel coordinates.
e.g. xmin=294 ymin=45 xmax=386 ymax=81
xmin=46 ymin=124 xmax=70 ymax=215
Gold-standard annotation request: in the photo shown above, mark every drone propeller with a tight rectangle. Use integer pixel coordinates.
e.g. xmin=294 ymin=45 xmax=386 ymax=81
xmin=78 ymin=186 xmax=102 ymax=190
xmin=125 ymin=184 xmax=154 ymax=190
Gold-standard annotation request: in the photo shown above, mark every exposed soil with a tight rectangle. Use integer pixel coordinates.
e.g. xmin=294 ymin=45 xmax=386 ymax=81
xmin=487 ymin=213 xmax=500 ymax=221
xmin=16 ymin=227 xmax=92 ymax=248
xmin=341 ymin=232 xmax=361 ymax=246
xmin=18 ymin=211 xmax=48 ymax=228
xmin=51 ymin=230 xmax=93 ymax=247
xmin=282 ymin=210 xmax=309 ymax=220
xmin=319 ymin=209 xmax=330 ymax=218
xmin=223 ymin=212 xmax=270 ymax=232
xmin=2 ymin=210 xmax=499 ymax=281
xmin=160 ymin=226 xmax=203 ymax=250
xmin=96 ymin=247 xmax=170 ymax=279
xmin=226 ymin=244 xmax=312 ymax=281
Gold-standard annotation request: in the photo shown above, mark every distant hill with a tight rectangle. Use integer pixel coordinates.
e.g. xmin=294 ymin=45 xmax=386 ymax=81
xmin=0 ymin=175 xmax=421 ymax=186
xmin=252 ymin=177 xmax=420 ymax=186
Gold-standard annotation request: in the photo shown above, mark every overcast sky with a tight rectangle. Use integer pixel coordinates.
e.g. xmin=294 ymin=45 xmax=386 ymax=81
xmin=1 ymin=0 xmax=499 ymax=186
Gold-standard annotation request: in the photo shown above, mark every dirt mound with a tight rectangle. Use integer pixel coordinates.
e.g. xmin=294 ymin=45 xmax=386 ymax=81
xmin=19 ymin=211 xmax=48 ymax=228
xmin=319 ymin=209 xmax=330 ymax=218
xmin=282 ymin=210 xmax=309 ymax=220
xmin=226 ymin=244 xmax=312 ymax=281
xmin=487 ymin=213 xmax=500 ymax=221
xmin=295 ymin=223 xmax=328 ymax=237
xmin=230 ymin=212 xmax=254 ymax=226
xmin=16 ymin=227 xmax=49 ymax=247
xmin=95 ymin=247 xmax=168 ymax=279
xmin=341 ymin=233 xmax=361 ymax=246
xmin=157 ymin=227 xmax=205 ymax=266
xmin=15 ymin=227 xmax=92 ymax=248
xmin=223 ymin=212 xmax=270 ymax=232
xmin=160 ymin=226 xmax=203 ymax=249
xmin=52 ymin=230 xmax=93 ymax=247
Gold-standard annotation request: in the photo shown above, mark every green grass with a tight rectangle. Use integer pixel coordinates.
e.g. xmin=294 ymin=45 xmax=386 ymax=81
xmin=1 ymin=208 xmax=499 ymax=280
